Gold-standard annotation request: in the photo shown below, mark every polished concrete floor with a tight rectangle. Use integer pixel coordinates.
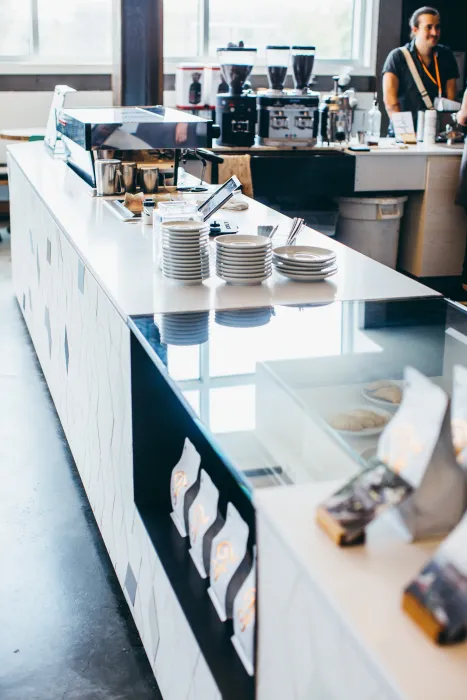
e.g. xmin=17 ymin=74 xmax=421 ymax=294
xmin=0 ymin=226 xmax=162 ymax=699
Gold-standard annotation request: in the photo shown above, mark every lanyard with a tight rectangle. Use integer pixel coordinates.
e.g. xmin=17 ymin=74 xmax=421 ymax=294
xmin=416 ymin=51 xmax=442 ymax=97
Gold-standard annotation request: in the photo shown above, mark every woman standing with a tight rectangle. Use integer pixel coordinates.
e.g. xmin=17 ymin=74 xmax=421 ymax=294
xmin=382 ymin=7 xmax=459 ymax=128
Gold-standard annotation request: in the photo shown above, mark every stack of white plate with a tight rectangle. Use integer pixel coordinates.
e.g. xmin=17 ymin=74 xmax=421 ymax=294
xmin=159 ymin=311 xmax=210 ymax=346
xmin=272 ymin=246 xmax=337 ymax=282
xmin=215 ymin=307 xmax=273 ymax=328
xmin=161 ymin=220 xmax=210 ymax=285
xmin=215 ymin=235 xmax=272 ymax=286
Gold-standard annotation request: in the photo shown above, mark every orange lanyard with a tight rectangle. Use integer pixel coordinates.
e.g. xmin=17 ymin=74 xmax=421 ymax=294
xmin=417 ymin=51 xmax=442 ymax=97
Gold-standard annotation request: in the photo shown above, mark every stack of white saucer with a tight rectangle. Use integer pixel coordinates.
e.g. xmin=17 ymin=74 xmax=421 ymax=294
xmin=215 ymin=307 xmax=273 ymax=328
xmin=161 ymin=220 xmax=210 ymax=285
xmin=215 ymin=234 xmax=272 ymax=286
xmin=159 ymin=311 xmax=210 ymax=346
xmin=272 ymin=245 xmax=337 ymax=282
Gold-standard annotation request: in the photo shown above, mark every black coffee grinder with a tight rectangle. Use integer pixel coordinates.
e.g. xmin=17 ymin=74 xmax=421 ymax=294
xmin=215 ymin=46 xmax=257 ymax=147
xmin=258 ymin=45 xmax=320 ymax=146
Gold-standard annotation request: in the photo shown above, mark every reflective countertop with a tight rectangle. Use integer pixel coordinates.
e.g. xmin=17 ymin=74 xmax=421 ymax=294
xmin=130 ymin=296 xmax=467 ymax=494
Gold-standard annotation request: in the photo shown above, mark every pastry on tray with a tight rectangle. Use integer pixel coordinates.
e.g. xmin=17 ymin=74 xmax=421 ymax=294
xmin=329 ymin=408 xmax=389 ymax=433
xmin=364 ymin=380 xmax=403 ymax=405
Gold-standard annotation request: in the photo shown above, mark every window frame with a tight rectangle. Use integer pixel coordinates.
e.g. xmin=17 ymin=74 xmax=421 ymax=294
xmin=164 ymin=0 xmax=380 ymax=76
xmin=0 ymin=0 xmax=113 ymax=72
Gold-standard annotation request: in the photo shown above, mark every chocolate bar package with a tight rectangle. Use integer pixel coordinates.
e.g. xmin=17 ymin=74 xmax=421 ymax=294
xmin=316 ymin=462 xmax=414 ymax=546
xmin=403 ymin=512 xmax=467 ymax=644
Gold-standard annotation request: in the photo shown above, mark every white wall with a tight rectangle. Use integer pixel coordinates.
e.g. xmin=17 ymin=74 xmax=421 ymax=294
xmin=0 ymin=91 xmax=113 ymax=162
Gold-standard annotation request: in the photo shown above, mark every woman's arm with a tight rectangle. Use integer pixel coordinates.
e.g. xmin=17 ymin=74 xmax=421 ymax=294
xmin=446 ymin=78 xmax=458 ymax=101
xmin=383 ymin=72 xmax=401 ymax=118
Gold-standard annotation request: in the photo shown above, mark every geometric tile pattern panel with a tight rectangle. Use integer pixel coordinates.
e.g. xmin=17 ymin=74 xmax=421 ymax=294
xmin=125 ymin=563 xmax=138 ymax=606
xmin=256 ymin=513 xmax=399 ymax=700
xmin=8 ymin=157 xmax=221 ymax=700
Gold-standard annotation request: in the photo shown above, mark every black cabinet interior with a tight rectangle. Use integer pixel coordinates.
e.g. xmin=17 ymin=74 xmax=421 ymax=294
xmin=130 ymin=323 xmax=256 ymax=700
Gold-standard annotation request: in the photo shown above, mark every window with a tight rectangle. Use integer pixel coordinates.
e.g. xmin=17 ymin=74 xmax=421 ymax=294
xmin=164 ymin=0 xmax=379 ymax=74
xmin=0 ymin=0 xmax=112 ymax=62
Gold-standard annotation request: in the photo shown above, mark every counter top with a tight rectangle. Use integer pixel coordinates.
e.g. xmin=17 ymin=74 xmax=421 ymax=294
xmin=256 ymin=481 xmax=467 ymax=700
xmin=212 ymin=137 xmax=465 ymax=157
xmin=8 ymin=142 xmax=439 ymax=319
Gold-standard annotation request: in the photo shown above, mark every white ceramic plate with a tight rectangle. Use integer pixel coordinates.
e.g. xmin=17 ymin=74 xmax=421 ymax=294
xmin=218 ymin=274 xmax=271 ymax=285
xmin=361 ymin=380 xmax=404 ymax=408
xmin=274 ymin=266 xmax=337 ymax=277
xmin=162 ymin=270 xmax=210 ymax=279
xmin=161 ymin=221 xmax=209 ymax=233
xmin=162 ymin=236 xmax=209 ymax=245
xmin=272 ymin=257 xmax=336 ymax=271
xmin=217 ymin=255 xmax=271 ymax=263
xmin=275 ymin=269 xmax=337 ymax=282
xmin=216 ymin=234 xmax=272 ymax=250
xmin=273 ymin=246 xmax=336 ymax=264
xmin=162 ymin=257 xmax=210 ymax=267
xmin=216 ymin=265 xmax=272 ymax=276
xmin=216 ymin=262 xmax=272 ymax=272
xmin=327 ymin=405 xmax=393 ymax=437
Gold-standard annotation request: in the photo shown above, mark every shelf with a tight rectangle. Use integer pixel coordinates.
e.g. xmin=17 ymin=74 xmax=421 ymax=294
xmin=140 ymin=508 xmax=255 ymax=700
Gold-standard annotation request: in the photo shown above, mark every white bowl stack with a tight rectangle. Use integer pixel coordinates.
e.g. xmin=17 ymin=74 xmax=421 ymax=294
xmin=272 ymin=245 xmax=337 ymax=282
xmin=161 ymin=220 xmax=210 ymax=285
xmin=215 ymin=234 xmax=273 ymax=286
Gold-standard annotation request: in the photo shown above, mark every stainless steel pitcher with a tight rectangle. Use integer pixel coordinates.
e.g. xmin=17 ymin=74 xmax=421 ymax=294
xmin=95 ymin=159 xmax=124 ymax=196
xmin=139 ymin=165 xmax=159 ymax=194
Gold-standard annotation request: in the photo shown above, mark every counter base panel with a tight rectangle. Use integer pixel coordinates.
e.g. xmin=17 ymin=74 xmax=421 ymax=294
xmin=8 ymin=156 xmax=223 ymax=700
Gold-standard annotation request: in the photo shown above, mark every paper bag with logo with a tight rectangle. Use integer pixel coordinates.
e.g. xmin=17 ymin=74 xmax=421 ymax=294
xmin=208 ymin=503 xmax=250 ymax=622
xmin=170 ymin=437 xmax=201 ymax=538
xmin=379 ymin=368 xmax=464 ymax=541
xmin=231 ymin=547 xmax=256 ymax=676
xmin=188 ymin=469 xmax=223 ymax=578
xmin=316 ymin=368 xmax=463 ymax=546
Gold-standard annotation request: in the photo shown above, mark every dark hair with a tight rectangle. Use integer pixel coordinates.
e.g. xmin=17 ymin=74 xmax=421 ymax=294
xmin=409 ymin=6 xmax=440 ymax=38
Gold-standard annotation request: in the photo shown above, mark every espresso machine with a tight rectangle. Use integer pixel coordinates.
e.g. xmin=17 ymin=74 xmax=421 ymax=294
xmin=319 ymin=76 xmax=357 ymax=145
xmin=215 ymin=46 xmax=258 ymax=147
xmin=56 ymin=105 xmax=220 ymax=190
xmin=258 ymin=46 xmax=320 ymax=147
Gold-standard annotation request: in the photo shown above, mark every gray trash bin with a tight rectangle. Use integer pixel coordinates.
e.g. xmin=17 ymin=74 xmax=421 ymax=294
xmin=336 ymin=196 xmax=407 ymax=268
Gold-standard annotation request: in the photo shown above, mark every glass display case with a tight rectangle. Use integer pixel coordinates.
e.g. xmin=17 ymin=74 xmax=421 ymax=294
xmin=128 ymin=296 xmax=467 ymax=698
xmin=130 ymin=296 xmax=464 ymax=495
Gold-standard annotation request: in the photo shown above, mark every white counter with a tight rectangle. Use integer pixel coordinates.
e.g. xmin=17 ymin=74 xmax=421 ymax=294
xmin=256 ymin=482 xmax=467 ymax=700
xmin=5 ymin=141 xmax=462 ymax=700
xmin=8 ymin=142 xmax=438 ymax=319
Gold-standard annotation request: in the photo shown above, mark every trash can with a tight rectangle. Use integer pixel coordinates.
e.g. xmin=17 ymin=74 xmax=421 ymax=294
xmin=336 ymin=196 xmax=407 ymax=268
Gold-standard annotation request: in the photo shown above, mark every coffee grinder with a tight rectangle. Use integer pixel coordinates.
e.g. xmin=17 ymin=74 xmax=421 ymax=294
xmin=215 ymin=46 xmax=258 ymax=147
xmin=258 ymin=45 xmax=320 ymax=146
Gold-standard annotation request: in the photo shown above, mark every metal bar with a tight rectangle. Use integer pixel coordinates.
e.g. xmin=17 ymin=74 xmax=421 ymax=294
xmin=31 ymin=0 xmax=40 ymax=56
xmin=201 ymin=0 xmax=210 ymax=58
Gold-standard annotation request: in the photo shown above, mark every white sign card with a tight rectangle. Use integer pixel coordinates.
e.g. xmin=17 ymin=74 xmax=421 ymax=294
xmin=231 ymin=547 xmax=256 ymax=676
xmin=44 ymin=85 xmax=76 ymax=151
xmin=208 ymin=503 xmax=249 ymax=622
xmin=170 ymin=437 xmax=201 ymax=538
xmin=392 ymin=111 xmax=417 ymax=144
xmin=377 ymin=367 xmax=448 ymax=488
xmin=188 ymin=469 xmax=220 ymax=578
xmin=451 ymin=365 xmax=467 ymax=468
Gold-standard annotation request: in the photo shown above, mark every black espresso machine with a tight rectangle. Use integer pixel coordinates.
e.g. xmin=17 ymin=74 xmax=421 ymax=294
xmin=215 ymin=46 xmax=258 ymax=147
xmin=258 ymin=46 xmax=320 ymax=147
xmin=56 ymin=105 xmax=221 ymax=188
